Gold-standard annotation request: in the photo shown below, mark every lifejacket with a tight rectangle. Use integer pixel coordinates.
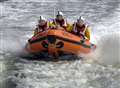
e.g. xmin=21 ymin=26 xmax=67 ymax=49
xmin=73 ymin=23 xmax=87 ymax=36
xmin=34 ymin=22 xmax=48 ymax=36
xmin=52 ymin=19 xmax=67 ymax=29
xmin=37 ymin=22 xmax=48 ymax=32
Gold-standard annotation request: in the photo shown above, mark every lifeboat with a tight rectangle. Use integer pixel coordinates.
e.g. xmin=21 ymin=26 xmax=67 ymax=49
xmin=25 ymin=28 xmax=96 ymax=58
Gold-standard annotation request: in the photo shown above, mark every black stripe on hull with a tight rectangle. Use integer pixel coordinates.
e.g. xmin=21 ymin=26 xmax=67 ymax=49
xmin=28 ymin=35 xmax=93 ymax=48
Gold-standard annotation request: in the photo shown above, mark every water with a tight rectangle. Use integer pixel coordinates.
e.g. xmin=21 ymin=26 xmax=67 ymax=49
xmin=0 ymin=0 xmax=120 ymax=88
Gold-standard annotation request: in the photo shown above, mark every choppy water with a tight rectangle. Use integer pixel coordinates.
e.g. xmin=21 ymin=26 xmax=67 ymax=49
xmin=0 ymin=0 xmax=120 ymax=88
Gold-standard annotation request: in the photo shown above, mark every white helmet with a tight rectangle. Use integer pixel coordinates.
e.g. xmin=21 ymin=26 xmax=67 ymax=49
xmin=39 ymin=16 xmax=46 ymax=22
xmin=77 ymin=16 xmax=85 ymax=23
xmin=57 ymin=11 xmax=64 ymax=16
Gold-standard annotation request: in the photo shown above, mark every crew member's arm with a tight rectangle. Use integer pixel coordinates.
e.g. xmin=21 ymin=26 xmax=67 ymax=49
xmin=34 ymin=28 xmax=38 ymax=36
xmin=85 ymin=26 xmax=91 ymax=40
xmin=65 ymin=23 xmax=73 ymax=32
xmin=48 ymin=21 xmax=56 ymax=29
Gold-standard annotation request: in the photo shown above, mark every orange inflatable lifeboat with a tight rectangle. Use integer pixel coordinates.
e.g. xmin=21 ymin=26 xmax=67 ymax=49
xmin=25 ymin=28 xmax=96 ymax=58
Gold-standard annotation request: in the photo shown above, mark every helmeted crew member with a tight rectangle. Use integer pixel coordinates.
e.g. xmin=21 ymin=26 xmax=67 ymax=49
xmin=34 ymin=16 xmax=48 ymax=35
xmin=71 ymin=16 xmax=91 ymax=40
xmin=49 ymin=11 xmax=68 ymax=30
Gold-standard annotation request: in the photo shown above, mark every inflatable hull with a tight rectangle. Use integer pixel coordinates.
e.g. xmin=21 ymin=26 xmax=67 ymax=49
xmin=25 ymin=29 xmax=96 ymax=57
